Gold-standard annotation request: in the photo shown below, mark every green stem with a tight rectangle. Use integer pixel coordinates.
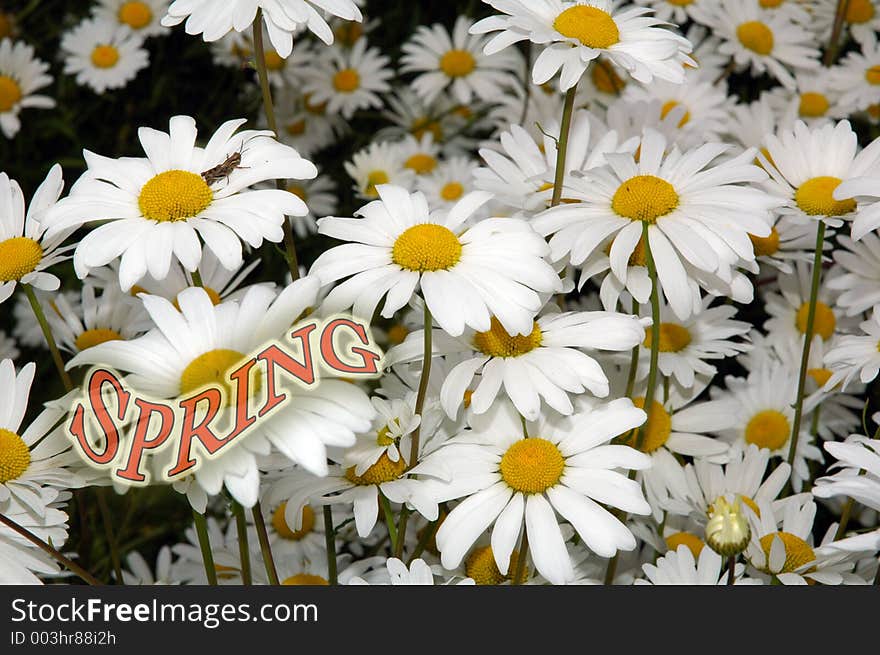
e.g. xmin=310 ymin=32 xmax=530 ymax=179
xmin=251 ymin=502 xmax=279 ymax=585
xmin=252 ymin=9 xmax=300 ymax=281
xmin=824 ymin=0 xmax=852 ymax=66
xmin=380 ymin=493 xmax=399 ymax=555
xmin=323 ymin=506 xmax=338 ymax=585
xmin=550 ymin=82 xmax=579 ymax=207
xmin=407 ymin=518 xmax=439 ymax=565
xmin=835 ymin=498 xmax=855 ymax=540
xmin=635 ymin=222 xmax=662 ymax=453
xmin=624 ymin=297 xmax=641 ymax=399
xmin=727 ymin=555 xmax=736 ymax=585
xmin=788 ymin=222 xmax=825 ymax=471
xmin=512 ymin=529 xmax=529 ymax=585
xmin=96 ymin=489 xmax=124 ymax=584
xmin=230 ymin=500 xmax=252 ymax=585
xmin=23 ymin=284 xmax=73 ymax=391
xmin=192 ymin=509 xmax=218 ymax=585
xmin=0 ymin=511 xmax=101 ymax=586
xmin=190 ymin=269 xmax=204 ymax=288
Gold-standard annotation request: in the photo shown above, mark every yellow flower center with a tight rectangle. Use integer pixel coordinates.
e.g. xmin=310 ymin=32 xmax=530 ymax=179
xmin=304 ymin=94 xmax=328 ymax=115
xmin=282 ymin=574 xmax=329 ymax=585
xmin=387 ymin=324 xmax=409 ymax=345
xmin=376 ymin=425 xmax=397 ymax=447
xmin=0 ymin=75 xmax=22 ymax=112
xmin=412 ymin=117 xmax=443 ymax=141
xmin=332 ymin=68 xmax=360 ymax=92
xmin=795 ymin=301 xmax=836 ymax=340
xmin=465 ymin=545 xmax=525 ymax=585
xmin=499 ymin=437 xmax=565 ymax=494
xmin=404 ymin=153 xmax=438 ymax=174
xmin=285 ymin=119 xmax=306 ymax=136
xmin=808 ymin=367 xmax=833 ymax=387
xmin=794 ymin=176 xmax=855 ymax=217
xmin=74 ymin=328 xmax=124 ymax=351
xmin=463 ymin=389 xmax=474 ymax=408
xmin=473 ymin=318 xmax=542 ymax=358
xmin=750 ymin=227 xmax=780 ymax=256
xmin=759 ymin=0 xmax=784 ymax=7
xmin=173 ymin=286 xmax=221 ymax=309
xmin=870 ymin=103 xmax=880 ymax=118
xmin=91 ymin=44 xmax=120 ymax=69
xmin=758 ymin=532 xmax=816 ymax=573
xmin=669 ymin=0 xmax=695 ymax=6
xmin=214 ymin=564 xmax=240 ymax=580
xmin=866 ymin=66 xmax=880 ymax=85
xmin=344 ymin=452 xmax=407 ymax=485
xmin=846 ymin=0 xmax=875 ymax=23
xmin=643 ymin=322 xmax=692 ymax=353
xmin=287 ymin=184 xmax=307 ymax=202
xmin=391 ymin=223 xmax=463 ymax=272
xmin=118 ymin=1 xmax=153 ymax=29
xmin=0 ymin=237 xmax=42 ymax=282
xmin=179 ymin=348 xmax=251 ymax=400
xmin=661 ymin=100 xmax=691 ymax=127
xmin=138 ymin=170 xmax=213 ymax=222
xmin=612 ymin=175 xmax=679 ymax=223
xmin=334 ymin=21 xmax=364 ymax=47
xmin=624 ymin=398 xmax=672 ymax=453
xmin=744 ymin=409 xmax=790 ymax=450
xmin=737 ymin=21 xmax=774 ymax=55
xmin=591 ymin=60 xmax=626 ymax=93
xmin=364 ymin=170 xmax=389 ymax=198
xmin=272 ymin=503 xmax=315 ymax=541
xmin=553 ymin=5 xmax=620 ymax=49
xmin=264 ymin=51 xmax=285 ymax=71
xmin=0 ymin=428 xmax=30 ymax=483
xmin=440 ymin=182 xmax=464 ymax=201
xmin=665 ymin=532 xmax=704 ymax=558
xmin=439 ymin=49 xmax=476 ymax=77
xmin=798 ymin=92 xmax=829 ymax=118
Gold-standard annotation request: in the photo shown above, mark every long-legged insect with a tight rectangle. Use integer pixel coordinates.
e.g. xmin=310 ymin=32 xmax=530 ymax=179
xmin=200 ymin=138 xmax=255 ymax=187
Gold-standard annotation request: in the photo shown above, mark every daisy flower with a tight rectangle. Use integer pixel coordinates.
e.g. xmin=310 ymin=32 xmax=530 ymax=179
xmin=813 ymin=434 xmax=880 ymax=513
xmin=0 ymin=165 xmax=72 ymax=305
xmin=0 ymin=38 xmax=54 ymax=139
xmin=632 ymin=0 xmax=708 ymax=24
xmin=12 ymin=289 xmax=81 ymax=349
xmin=691 ymin=0 xmax=820 ymax=90
xmin=0 ymin=502 xmax=69 ymax=584
xmin=810 ymin=0 xmax=880 ymax=48
xmin=831 ymin=162 xmax=880 ymax=241
xmin=61 ymin=18 xmax=150 ymax=94
xmin=0 ymin=360 xmax=87 ymax=516
xmin=827 ymin=234 xmax=880 ymax=316
xmin=417 ymin=156 xmax=480 ymax=210
xmin=309 ymin=184 xmax=562 ymax=338
xmin=92 ymin=0 xmax=171 ymax=38
xmin=344 ymin=396 xmax=421 ymax=477
xmin=760 ymin=120 xmax=880 ymax=230
xmin=272 ymin=86 xmax=346 ymax=158
xmin=347 ymin=557 xmax=475 ymax=585
xmin=749 ymin=214 xmax=825 ymax=275
xmin=43 ymin=115 xmax=317 ymax=291
xmin=471 ymin=0 xmax=694 ymax=91
xmin=635 ymin=543 xmax=755 ymax=585
xmin=301 ymin=39 xmax=392 ymax=120
xmin=766 ymin=69 xmax=846 ymax=127
xmin=396 ymin=133 xmax=442 ymax=177
xmin=417 ymin=398 xmax=652 ymax=585
xmin=67 ymin=280 xmax=375 ymax=507
xmin=121 ymin=546 xmax=175 ymax=585
xmin=724 ymin=93 xmax=780 ymax=155
xmin=259 ymin=493 xmax=338 ymax=564
xmin=822 ymin=306 xmax=880 ymax=390
xmin=161 ymin=0 xmax=363 ymax=53
xmin=401 ymin=15 xmax=521 ymax=106
xmin=532 ymin=128 xmax=778 ymax=320
xmin=344 ymin=141 xmax=416 ymax=200
xmin=386 ymin=307 xmax=645 ymax=421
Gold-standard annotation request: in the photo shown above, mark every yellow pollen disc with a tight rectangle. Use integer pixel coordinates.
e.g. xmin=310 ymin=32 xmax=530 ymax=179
xmin=412 ymin=117 xmax=443 ymax=141
xmin=287 ymin=184 xmax=307 ymax=201
xmin=660 ymin=100 xmax=691 ymax=127
xmin=591 ymin=60 xmax=626 ymax=93
xmin=669 ymin=0 xmax=695 ymax=6
xmin=869 ymin=103 xmax=880 ymax=118
xmin=798 ymin=92 xmax=829 ymax=118
xmin=0 ymin=428 xmax=30 ymax=483
xmin=332 ymin=68 xmax=360 ymax=92
xmin=282 ymin=574 xmax=329 ymax=585
xmin=286 ymin=119 xmax=306 ymax=136
xmin=272 ymin=503 xmax=315 ymax=541
xmin=624 ymin=398 xmax=672 ymax=453
xmin=808 ymin=368 xmax=833 ymax=388
xmin=737 ymin=21 xmax=774 ymax=55
xmin=463 ymin=389 xmax=474 ymax=408
xmin=473 ymin=318 xmax=542 ymax=358
xmin=0 ymin=237 xmax=42 ymax=282
xmin=608 ymin=234 xmax=649 ymax=267
xmin=795 ymin=301 xmax=836 ymax=340
xmin=499 ymin=437 xmax=565 ymax=494
xmin=553 ymin=5 xmax=620 ymax=49
xmin=173 ymin=286 xmax=221 ymax=310
xmin=214 ymin=564 xmax=240 ymax=580
xmin=439 ymin=49 xmax=476 ymax=77
xmin=794 ymin=176 xmax=855 ymax=217
xmin=74 ymin=328 xmax=123 ymax=351
xmin=665 ymin=532 xmax=704 ymax=558
xmin=334 ymin=21 xmax=364 ymax=47
xmin=749 ymin=227 xmax=780 ymax=256
xmin=391 ymin=223 xmax=462 ymax=272
xmin=744 ymin=409 xmax=789 ymax=451
xmin=758 ymin=532 xmax=816 ymax=573
xmin=138 ymin=170 xmax=212 ymax=222
xmin=643 ymin=322 xmax=692 ymax=353
xmin=364 ymin=170 xmax=389 ymax=198
xmin=440 ymin=182 xmax=464 ymax=201
xmin=304 ymin=94 xmax=327 ymax=115
xmin=612 ymin=175 xmax=679 ymax=223
xmin=386 ymin=324 xmax=409 ymax=345
xmin=846 ymin=0 xmax=875 ymax=23
xmin=91 ymin=44 xmax=120 ymax=69
xmin=118 ymin=1 xmax=153 ymax=29
xmin=345 ymin=452 xmax=407 ymax=485
xmin=264 ymin=51 xmax=285 ymax=70
xmin=759 ymin=0 xmax=784 ymax=7
xmin=0 ymin=13 xmax=12 ymax=39
xmin=0 ymin=75 xmax=22 ymax=112
xmin=179 ymin=348 xmax=251 ymax=400
xmin=741 ymin=495 xmax=761 ymax=517
xmin=376 ymin=425 xmax=396 ymax=447
xmin=404 ymin=153 xmax=437 ymax=174
xmin=465 ymin=545 xmax=525 ymax=585
xmin=867 ymin=66 xmax=880 ymax=85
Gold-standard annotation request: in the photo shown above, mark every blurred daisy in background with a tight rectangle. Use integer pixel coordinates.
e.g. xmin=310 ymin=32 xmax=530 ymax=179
xmin=0 ymin=38 xmax=54 ymax=139
xmin=344 ymin=141 xmax=416 ymax=200
xmin=61 ymin=18 xmax=150 ymax=94
xmin=93 ymin=0 xmax=171 ymax=39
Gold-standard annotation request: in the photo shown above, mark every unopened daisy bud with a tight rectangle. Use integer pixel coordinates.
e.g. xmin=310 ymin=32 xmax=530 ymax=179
xmin=706 ymin=496 xmax=751 ymax=557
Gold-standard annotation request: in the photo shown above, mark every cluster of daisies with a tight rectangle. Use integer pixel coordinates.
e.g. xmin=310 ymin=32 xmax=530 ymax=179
xmin=3 ymin=0 xmax=880 ymax=587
